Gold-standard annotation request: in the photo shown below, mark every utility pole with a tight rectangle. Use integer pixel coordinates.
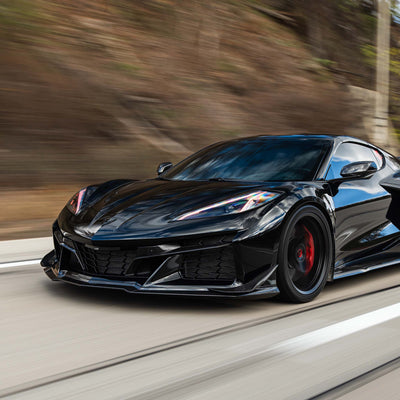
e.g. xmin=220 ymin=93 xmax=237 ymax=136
xmin=374 ymin=0 xmax=391 ymax=147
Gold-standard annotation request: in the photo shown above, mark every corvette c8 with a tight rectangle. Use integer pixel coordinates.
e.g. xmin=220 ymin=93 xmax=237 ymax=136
xmin=41 ymin=135 xmax=400 ymax=302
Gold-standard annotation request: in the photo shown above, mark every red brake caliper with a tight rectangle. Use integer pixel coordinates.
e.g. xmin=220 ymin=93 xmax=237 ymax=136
xmin=303 ymin=226 xmax=315 ymax=275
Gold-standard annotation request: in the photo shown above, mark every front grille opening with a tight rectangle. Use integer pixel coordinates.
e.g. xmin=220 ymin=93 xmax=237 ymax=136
xmin=70 ymin=242 xmax=167 ymax=282
xmin=181 ymin=247 xmax=236 ymax=282
xmin=57 ymin=236 xmax=237 ymax=286
xmin=75 ymin=243 xmax=136 ymax=277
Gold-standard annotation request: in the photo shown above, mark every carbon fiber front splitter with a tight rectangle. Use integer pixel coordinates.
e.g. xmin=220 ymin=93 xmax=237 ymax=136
xmin=41 ymin=250 xmax=280 ymax=299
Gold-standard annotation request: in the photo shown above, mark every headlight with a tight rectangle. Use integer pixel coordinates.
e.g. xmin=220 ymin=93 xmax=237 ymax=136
xmin=175 ymin=191 xmax=278 ymax=221
xmin=67 ymin=186 xmax=97 ymax=215
xmin=67 ymin=188 xmax=88 ymax=215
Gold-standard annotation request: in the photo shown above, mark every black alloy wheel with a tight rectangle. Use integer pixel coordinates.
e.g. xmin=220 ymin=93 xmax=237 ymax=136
xmin=277 ymin=205 xmax=333 ymax=303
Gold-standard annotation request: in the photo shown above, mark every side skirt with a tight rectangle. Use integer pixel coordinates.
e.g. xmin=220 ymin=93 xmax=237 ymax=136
xmin=333 ymin=258 xmax=400 ymax=280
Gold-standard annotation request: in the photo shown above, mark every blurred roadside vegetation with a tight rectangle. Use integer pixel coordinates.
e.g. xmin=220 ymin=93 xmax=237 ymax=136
xmin=1 ymin=0 xmax=400 ymax=238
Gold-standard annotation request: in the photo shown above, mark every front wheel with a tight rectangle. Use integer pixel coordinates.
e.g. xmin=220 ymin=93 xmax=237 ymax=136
xmin=277 ymin=205 xmax=333 ymax=303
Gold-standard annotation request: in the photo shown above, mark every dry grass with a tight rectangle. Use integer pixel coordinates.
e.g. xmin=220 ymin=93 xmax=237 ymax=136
xmin=0 ymin=187 xmax=79 ymax=239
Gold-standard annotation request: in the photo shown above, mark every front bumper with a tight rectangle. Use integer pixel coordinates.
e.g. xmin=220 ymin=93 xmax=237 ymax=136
xmin=41 ymin=223 xmax=280 ymax=298
xmin=42 ymin=251 xmax=279 ymax=298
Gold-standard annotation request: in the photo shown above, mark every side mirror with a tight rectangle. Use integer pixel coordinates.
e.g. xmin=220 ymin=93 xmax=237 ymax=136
xmin=157 ymin=162 xmax=173 ymax=175
xmin=340 ymin=161 xmax=377 ymax=179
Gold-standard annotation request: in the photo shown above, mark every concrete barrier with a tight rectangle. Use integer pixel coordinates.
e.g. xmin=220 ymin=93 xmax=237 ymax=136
xmin=0 ymin=237 xmax=52 ymax=263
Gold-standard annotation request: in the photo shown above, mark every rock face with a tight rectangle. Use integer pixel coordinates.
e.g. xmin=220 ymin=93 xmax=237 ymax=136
xmin=1 ymin=0 xmax=400 ymax=238
xmin=348 ymin=85 xmax=398 ymax=153
xmin=0 ymin=0 xmax=398 ymax=192
xmin=348 ymin=86 xmax=377 ymax=142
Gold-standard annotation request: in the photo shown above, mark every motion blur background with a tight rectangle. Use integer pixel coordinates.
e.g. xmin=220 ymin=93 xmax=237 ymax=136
xmin=1 ymin=0 xmax=400 ymax=239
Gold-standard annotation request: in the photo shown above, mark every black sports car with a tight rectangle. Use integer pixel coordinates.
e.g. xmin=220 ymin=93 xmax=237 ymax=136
xmin=42 ymin=135 xmax=400 ymax=302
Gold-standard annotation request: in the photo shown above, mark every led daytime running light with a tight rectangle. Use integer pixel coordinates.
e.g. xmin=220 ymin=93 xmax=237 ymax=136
xmin=177 ymin=191 xmax=277 ymax=221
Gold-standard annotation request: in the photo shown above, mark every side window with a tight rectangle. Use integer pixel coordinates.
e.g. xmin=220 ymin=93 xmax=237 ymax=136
xmin=326 ymin=143 xmax=377 ymax=180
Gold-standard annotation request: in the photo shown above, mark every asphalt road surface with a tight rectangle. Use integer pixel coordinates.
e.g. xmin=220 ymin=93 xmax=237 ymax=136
xmin=0 ymin=241 xmax=399 ymax=399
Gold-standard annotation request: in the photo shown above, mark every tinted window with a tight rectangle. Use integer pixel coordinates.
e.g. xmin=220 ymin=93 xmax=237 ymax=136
xmin=163 ymin=138 xmax=332 ymax=182
xmin=326 ymin=143 xmax=377 ymax=180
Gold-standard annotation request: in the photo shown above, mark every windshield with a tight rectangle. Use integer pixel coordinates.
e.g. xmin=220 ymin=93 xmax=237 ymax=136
xmin=163 ymin=137 xmax=332 ymax=182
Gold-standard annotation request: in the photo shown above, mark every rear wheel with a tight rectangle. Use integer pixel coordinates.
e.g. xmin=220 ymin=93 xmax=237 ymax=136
xmin=277 ymin=205 xmax=332 ymax=303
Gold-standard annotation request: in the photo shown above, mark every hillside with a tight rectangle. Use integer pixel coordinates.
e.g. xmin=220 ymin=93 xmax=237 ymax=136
xmin=0 ymin=0 xmax=399 ymax=238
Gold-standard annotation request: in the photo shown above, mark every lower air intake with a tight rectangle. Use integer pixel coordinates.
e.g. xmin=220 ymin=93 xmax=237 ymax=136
xmin=181 ymin=247 xmax=236 ymax=281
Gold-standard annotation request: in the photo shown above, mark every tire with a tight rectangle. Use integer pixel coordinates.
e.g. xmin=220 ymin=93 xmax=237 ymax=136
xmin=276 ymin=205 xmax=333 ymax=303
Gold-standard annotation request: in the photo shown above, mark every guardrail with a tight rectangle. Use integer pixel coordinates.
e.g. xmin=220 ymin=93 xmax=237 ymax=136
xmin=0 ymin=237 xmax=52 ymax=264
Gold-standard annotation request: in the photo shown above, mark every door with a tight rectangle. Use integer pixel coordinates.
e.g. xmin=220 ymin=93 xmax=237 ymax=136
xmin=326 ymin=142 xmax=400 ymax=275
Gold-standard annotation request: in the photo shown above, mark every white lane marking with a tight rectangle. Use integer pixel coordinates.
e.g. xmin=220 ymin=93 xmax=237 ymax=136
xmin=234 ymin=302 xmax=400 ymax=357
xmin=0 ymin=259 xmax=42 ymax=269
xmin=277 ymin=302 xmax=400 ymax=354
xmin=0 ymin=236 xmax=51 ymax=246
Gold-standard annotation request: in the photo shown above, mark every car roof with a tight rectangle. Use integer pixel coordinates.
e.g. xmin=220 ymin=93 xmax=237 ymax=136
xmin=228 ymin=134 xmax=384 ymax=150
xmin=229 ymin=134 xmax=369 ymax=145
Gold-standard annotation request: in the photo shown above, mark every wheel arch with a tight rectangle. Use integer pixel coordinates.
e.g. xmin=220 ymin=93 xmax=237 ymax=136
xmin=280 ymin=198 xmax=336 ymax=281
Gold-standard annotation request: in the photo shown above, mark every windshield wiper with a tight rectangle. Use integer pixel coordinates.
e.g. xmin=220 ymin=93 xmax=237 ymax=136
xmin=208 ymin=177 xmax=238 ymax=182
xmin=208 ymin=177 xmax=225 ymax=182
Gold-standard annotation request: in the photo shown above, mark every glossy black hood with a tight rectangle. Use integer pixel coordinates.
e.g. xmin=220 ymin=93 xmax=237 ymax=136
xmin=58 ymin=179 xmax=285 ymax=241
